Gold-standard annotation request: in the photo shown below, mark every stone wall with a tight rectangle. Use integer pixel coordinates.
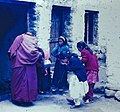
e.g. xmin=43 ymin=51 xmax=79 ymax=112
xmin=19 ymin=0 xmax=120 ymax=101
xmin=0 ymin=0 xmax=33 ymax=94
xmin=35 ymin=0 xmax=77 ymax=52
xmin=103 ymin=1 xmax=120 ymax=101
xmin=75 ymin=0 xmax=120 ymax=101
xmin=35 ymin=1 xmax=52 ymax=51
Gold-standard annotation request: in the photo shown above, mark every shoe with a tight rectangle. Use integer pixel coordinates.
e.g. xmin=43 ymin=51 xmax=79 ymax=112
xmin=83 ymin=96 xmax=88 ymax=102
xmin=59 ymin=89 xmax=63 ymax=92
xmin=67 ymin=98 xmax=75 ymax=105
xmin=12 ymin=100 xmax=33 ymax=107
xmin=52 ymin=88 xmax=57 ymax=93
xmin=21 ymin=102 xmax=34 ymax=107
xmin=12 ymin=100 xmax=22 ymax=106
xmin=85 ymin=99 xmax=93 ymax=104
xmin=85 ymin=99 xmax=90 ymax=104
xmin=70 ymin=105 xmax=80 ymax=109
xmin=39 ymin=91 xmax=45 ymax=94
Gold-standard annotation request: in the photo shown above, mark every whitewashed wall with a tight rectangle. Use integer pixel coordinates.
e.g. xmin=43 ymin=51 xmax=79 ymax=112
xmin=18 ymin=0 xmax=120 ymax=100
xmin=103 ymin=1 xmax=120 ymax=100
xmin=35 ymin=0 xmax=78 ymax=52
xmin=76 ymin=0 xmax=120 ymax=100
xmin=36 ymin=2 xmax=52 ymax=51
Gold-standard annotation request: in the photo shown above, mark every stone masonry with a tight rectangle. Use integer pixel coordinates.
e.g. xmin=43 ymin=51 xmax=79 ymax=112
xmin=18 ymin=0 xmax=120 ymax=101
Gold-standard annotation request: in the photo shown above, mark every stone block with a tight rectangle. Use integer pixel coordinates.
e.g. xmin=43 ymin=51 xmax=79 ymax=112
xmin=115 ymin=91 xmax=120 ymax=101
xmin=105 ymin=89 xmax=116 ymax=97
xmin=106 ymin=83 xmax=120 ymax=91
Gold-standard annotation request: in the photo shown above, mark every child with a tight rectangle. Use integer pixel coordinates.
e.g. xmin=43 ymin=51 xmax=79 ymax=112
xmin=36 ymin=47 xmax=51 ymax=94
xmin=51 ymin=36 xmax=69 ymax=92
xmin=77 ymin=41 xmax=99 ymax=103
xmin=60 ymin=52 xmax=88 ymax=108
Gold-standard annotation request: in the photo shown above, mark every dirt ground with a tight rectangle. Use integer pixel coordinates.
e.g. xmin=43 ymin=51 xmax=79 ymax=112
xmin=0 ymin=61 xmax=119 ymax=112
xmin=0 ymin=92 xmax=120 ymax=112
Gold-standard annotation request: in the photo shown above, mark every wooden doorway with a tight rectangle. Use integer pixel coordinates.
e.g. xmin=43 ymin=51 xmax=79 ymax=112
xmin=50 ymin=5 xmax=71 ymax=62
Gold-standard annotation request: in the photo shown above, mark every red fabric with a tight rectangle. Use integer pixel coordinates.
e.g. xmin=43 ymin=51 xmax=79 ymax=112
xmin=8 ymin=34 xmax=40 ymax=68
xmin=86 ymin=83 xmax=95 ymax=100
xmin=87 ymin=70 xmax=99 ymax=84
xmin=81 ymin=49 xmax=99 ymax=72
xmin=11 ymin=65 xmax=37 ymax=102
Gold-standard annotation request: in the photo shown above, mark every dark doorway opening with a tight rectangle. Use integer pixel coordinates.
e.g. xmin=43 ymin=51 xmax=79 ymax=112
xmin=84 ymin=10 xmax=99 ymax=45
xmin=0 ymin=2 xmax=28 ymax=95
xmin=50 ymin=5 xmax=71 ymax=62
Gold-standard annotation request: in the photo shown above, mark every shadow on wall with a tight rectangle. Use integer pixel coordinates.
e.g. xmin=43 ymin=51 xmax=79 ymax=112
xmin=0 ymin=2 xmax=28 ymax=94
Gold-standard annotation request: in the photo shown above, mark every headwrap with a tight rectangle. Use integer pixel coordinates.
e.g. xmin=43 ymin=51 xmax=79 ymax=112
xmin=59 ymin=36 xmax=67 ymax=45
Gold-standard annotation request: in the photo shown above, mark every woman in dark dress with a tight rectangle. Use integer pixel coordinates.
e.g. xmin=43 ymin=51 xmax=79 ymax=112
xmin=51 ymin=36 xmax=69 ymax=92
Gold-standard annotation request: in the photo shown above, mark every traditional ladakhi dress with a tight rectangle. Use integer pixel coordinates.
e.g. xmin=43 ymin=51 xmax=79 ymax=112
xmin=81 ymin=49 xmax=99 ymax=101
xmin=36 ymin=47 xmax=51 ymax=93
xmin=8 ymin=33 xmax=40 ymax=103
xmin=51 ymin=44 xmax=69 ymax=91
xmin=65 ymin=54 xmax=88 ymax=106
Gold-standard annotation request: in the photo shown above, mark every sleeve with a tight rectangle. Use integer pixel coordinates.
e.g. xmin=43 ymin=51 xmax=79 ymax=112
xmin=36 ymin=57 xmax=46 ymax=75
xmin=94 ymin=54 xmax=99 ymax=71
xmin=66 ymin=57 xmax=81 ymax=71
xmin=51 ymin=45 xmax=59 ymax=57
xmin=59 ymin=45 xmax=69 ymax=56
xmin=8 ymin=35 xmax=23 ymax=59
xmin=61 ymin=45 xmax=69 ymax=52
xmin=65 ymin=65 xmax=73 ymax=71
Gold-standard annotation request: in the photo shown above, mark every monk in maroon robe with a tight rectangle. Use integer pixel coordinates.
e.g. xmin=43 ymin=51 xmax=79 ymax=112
xmin=8 ymin=32 xmax=40 ymax=104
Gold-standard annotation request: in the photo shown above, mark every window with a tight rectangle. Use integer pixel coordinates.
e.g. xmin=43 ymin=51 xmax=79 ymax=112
xmin=84 ymin=10 xmax=99 ymax=45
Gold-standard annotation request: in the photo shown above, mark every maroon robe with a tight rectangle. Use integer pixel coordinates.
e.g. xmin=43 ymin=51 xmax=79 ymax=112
xmin=8 ymin=33 xmax=40 ymax=102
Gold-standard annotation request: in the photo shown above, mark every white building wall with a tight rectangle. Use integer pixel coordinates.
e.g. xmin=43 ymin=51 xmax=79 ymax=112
xmin=18 ymin=0 xmax=120 ymax=100
xmin=70 ymin=5 xmax=84 ymax=53
xmin=36 ymin=2 xmax=52 ymax=51
xmin=104 ymin=1 xmax=120 ymax=99
xmin=76 ymin=0 xmax=120 ymax=100
xmin=35 ymin=0 xmax=78 ymax=52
